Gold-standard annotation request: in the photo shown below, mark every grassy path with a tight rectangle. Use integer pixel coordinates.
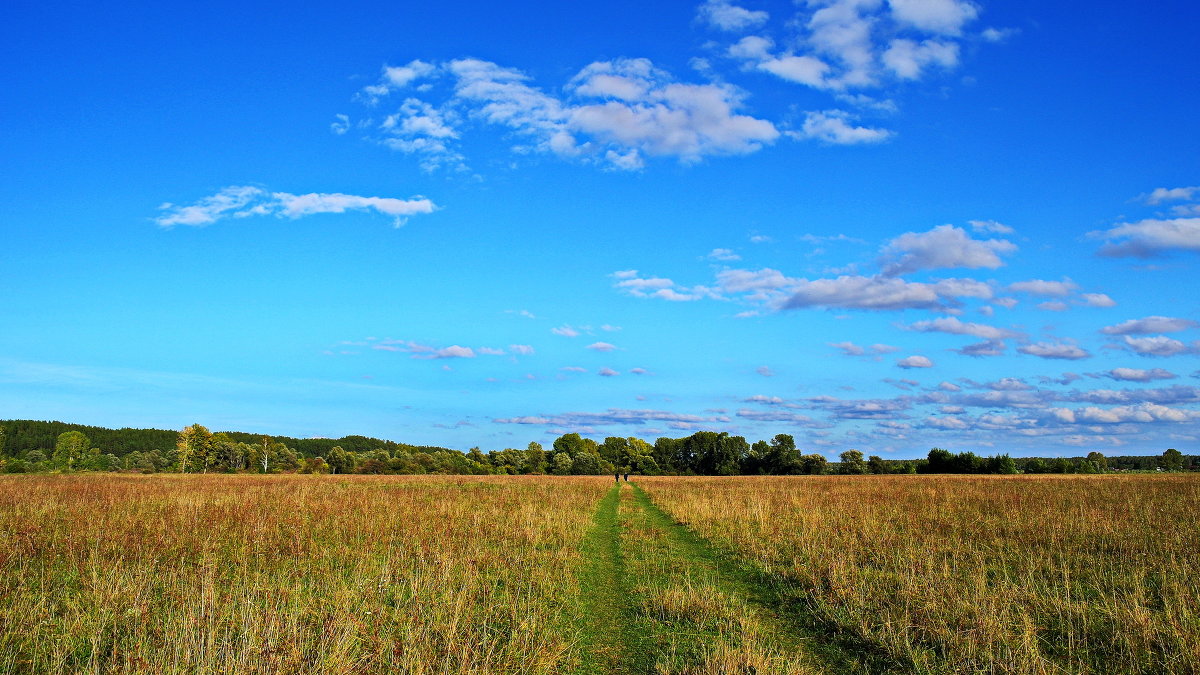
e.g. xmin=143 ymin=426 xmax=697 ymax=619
xmin=574 ymin=483 xmax=654 ymax=674
xmin=574 ymin=482 xmax=895 ymax=674
xmin=628 ymin=483 xmax=905 ymax=674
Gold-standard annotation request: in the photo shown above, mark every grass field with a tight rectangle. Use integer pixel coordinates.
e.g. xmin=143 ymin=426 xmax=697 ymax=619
xmin=1 ymin=473 xmax=1197 ymax=673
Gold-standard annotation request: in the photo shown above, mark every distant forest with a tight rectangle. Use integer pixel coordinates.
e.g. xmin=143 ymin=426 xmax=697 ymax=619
xmin=0 ymin=419 xmax=1194 ymax=476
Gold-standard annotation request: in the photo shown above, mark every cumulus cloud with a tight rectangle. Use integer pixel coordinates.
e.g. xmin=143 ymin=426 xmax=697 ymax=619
xmin=552 ymin=325 xmax=582 ymax=337
xmin=719 ymin=0 xmax=981 ymax=94
xmin=1079 ymin=293 xmax=1116 ymax=308
xmin=363 ymin=57 xmax=783 ymax=172
xmin=882 ymin=39 xmax=959 ymax=79
xmin=698 ymin=0 xmax=769 ymax=31
xmin=888 ymin=0 xmax=979 ymax=35
xmin=1092 ymin=217 xmax=1200 ymax=258
xmin=156 ymin=186 xmax=436 ymax=228
xmin=789 ymin=110 xmax=892 ymax=144
xmin=781 ymin=274 xmax=990 ymax=311
xmin=756 ymin=366 xmax=775 ymax=377
xmin=598 ymin=367 xmax=620 ymax=377
xmin=1008 ymin=278 xmax=1078 ymax=297
xmin=1120 ymin=335 xmax=1197 ymax=357
xmin=1100 ymin=316 xmax=1199 ymax=335
xmin=1101 ymin=368 xmax=1177 ymax=382
xmin=879 ymin=225 xmax=1015 ymax=276
xmin=904 ymin=316 xmax=1021 ymax=339
xmin=897 ymin=355 xmax=933 ymax=368
xmin=509 ymin=344 xmax=535 ymax=355
xmin=1018 ymin=341 xmax=1091 ymax=360
xmin=587 ymin=342 xmax=618 ymax=352
xmin=614 ymin=271 xmax=718 ymax=301
xmin=1143 ymin=186 xmax=1200 ymax=205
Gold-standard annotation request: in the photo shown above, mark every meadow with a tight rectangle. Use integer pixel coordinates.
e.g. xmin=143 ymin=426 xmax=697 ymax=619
xmin=1 ymin=473 xmax=1196 ymax=673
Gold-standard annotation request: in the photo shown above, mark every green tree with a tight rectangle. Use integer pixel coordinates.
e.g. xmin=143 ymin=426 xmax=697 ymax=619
xmin=524 ymin=442 xmax=546 ymax=474
xmin=327 ymin=446 xmax=352 ymax=474
xmin=1162 ymin=448 xmax=1184 ymax=472
xmin=53 ymin=431 xmax=91 ymax=471
xmin=1086 ymin=451 xmax=1108 ymax=471
xmin=176 ymin=424 xmax=214 ymax=473
xmin=867 ymin=455 xmax=887 ymax=474
xmin=839 ymin=449 xmax=867 ymax=475
xmin=798 ymin=453 xmax=827 ymax=475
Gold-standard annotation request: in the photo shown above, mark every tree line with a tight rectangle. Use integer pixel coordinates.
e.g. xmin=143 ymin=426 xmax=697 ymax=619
xmin=0 ymin=420 xmax=1193 ymax=475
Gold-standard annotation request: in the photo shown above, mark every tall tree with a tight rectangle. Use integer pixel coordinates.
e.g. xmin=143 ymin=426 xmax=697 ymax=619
xmin=53 ymin=431 xmax=91 ymax=471
xmin=176 ymin=424 xmax=214 ymax=473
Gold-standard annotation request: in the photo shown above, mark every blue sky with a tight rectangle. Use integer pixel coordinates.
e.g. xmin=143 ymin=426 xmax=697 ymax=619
xmin=3 ymin=0 xmax=1198 ymax=457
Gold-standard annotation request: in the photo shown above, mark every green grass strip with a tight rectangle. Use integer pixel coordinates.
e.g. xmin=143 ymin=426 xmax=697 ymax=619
xmin=630 ymin=483 xmax=912 ymax=674
xmin=574 ymin=484 xmax=655 ymax=674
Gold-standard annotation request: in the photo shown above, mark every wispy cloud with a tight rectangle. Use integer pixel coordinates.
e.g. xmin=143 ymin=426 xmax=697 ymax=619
xmin=156 ymin=186 xmax=436 ymax=228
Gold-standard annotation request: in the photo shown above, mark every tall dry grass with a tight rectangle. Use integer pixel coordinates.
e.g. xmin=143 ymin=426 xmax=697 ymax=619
xmin=0 ymin=474 xmax=609 ymax=674
xmin=639 ymin=474 xmax=1200 ymax=674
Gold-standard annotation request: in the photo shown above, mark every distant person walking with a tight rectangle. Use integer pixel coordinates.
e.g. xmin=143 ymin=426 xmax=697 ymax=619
xmin=614 ymin=472 xmax=620 ymax=483
xmin=623 ymin=473 xmax=629 ymax=482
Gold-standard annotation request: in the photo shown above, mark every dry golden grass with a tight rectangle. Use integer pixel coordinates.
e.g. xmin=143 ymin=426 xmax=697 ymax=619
xmin=0 ymin=474 xmax=609 ymax=674
xmin=639 ymin=474 xmax=1200 ymax=674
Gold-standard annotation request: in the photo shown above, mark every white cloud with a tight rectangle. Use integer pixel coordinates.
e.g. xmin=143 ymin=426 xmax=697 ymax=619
xmin=756 ymin=366 xmax=775 ymax=377
xmin=156 ymin=186 xmax=436 ymax=228
xmin=552 ymin=325 xmax=582 ymax=337
xmin=330 ymin=114 xmax=350 ymax=135
xmin=882 ymin=39 xmax=958 ymax=80
xmin=759 ymin=55 xmax=832 ymax=88
xmin=707 ymin=247 xmax=742 ymax=261
xmin=897 ymin=355 xmax=933 ymax=368
xmin=1092 ymin=217 xmax=1200 ymax=258
xmin=587 ymin=342 xmax=618 ymax=352
xmin=1018 ymin=341 xmax=1091 ymax=360
xmin=598 ymin=367 xmax=620 ymax=377
xmin=1008 ymin=278 xmax=1078 ymax=297
xmin=1120 ymin=335 xmax=1195 ymax=357
xmin=615 ymin=272 xmax=717 ymax=302
xmin=781 ymin=274 xmax=988 ymax=311
xmin=790 ymin=110 xmax=892 ymax=144
xmin=880 ymin=224 xmax=1015 ymax=276
xmin=968 ymin=219 xmax=1014 ymax=234
xmin=360 ymin=57 xmax=782 ymax=170
xmin=1103 ymin=368 xmax=1177 ymax=382
xmin=1078 ymin=293 xmax=1116 ymax=308
xmin=1101 ymin=316 xmax=1199 ymax=335
xmin=359 ymin=60 xmax=438 ymax=103
xmin=980 ymin=27 xmax=1016 ymax=43
xmin=888 ymin=0 xmax=979 ymax=35
xmin=477 ymin=347 xmax=506 ymax=356
xmin=831 ymin=341 xmax=899 ymax=357
xmin=698 ymin=0 xmax=769 ymax=31
xmin=1037 ymin=301 xmax=1069 ymax=312
xmin=955 ymin=339 xmax=1007 ymax=357
xmin=904 ymin=316 xmax=1020 ymax=339
xmin=629 ymin=367 xmax=648 ymax=375
xmin=1144 ymin=186 xmax=1199 ymax=205
xmin=425 ymin=345 xmax=475 ymax=359
xmin=509 ymin=344 xmax=535 ymax=355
